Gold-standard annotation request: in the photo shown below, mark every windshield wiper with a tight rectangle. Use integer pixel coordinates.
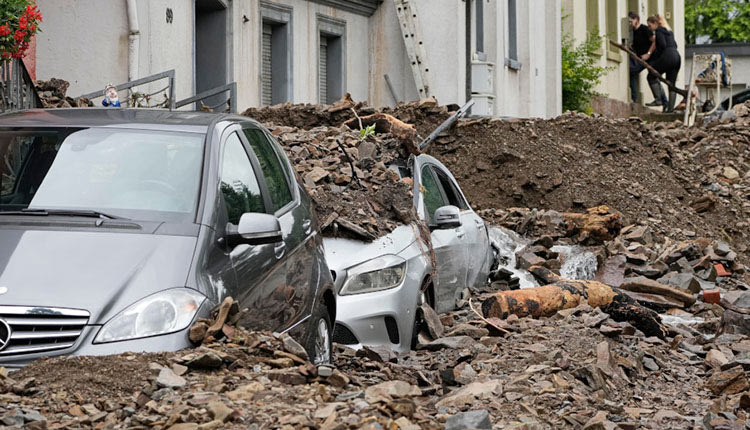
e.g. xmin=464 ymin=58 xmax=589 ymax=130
xmin=0 ymin=208 xmax=128 ymax=220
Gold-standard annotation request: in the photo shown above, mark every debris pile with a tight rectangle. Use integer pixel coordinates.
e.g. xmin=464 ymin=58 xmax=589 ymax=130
xmin=266 ymin=118 xmax=415 ymax=240
xmin=34 ymin=78 xmax=93 ymax=108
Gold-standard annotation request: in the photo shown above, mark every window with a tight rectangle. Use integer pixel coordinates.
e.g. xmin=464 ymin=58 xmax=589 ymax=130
xmin=220 ymin=132 xmax=265 ymax=225
xmin=1 ymin=128 xmax=204 ymax=221
xmin=420 ymin=166 xmax=446 ymax=223
xmin=318 ymin=15 xmax=346 ymax=104
xmin=505 ymin=0 xmax=520 ymax=69
xmin=260 ymin=2 xmax=292 ymax=106
xmin=586 ymin=0 xmax=603 ymax=57
xmin=243 ymin=128 xmax=292 ymax=212
xmin=605 ymin=0 xmax=621 ymax=61
xmin=433 ymin=168 xmax=468 ymax=210
xmin=475 ymin=0 xmax=484 ymax=56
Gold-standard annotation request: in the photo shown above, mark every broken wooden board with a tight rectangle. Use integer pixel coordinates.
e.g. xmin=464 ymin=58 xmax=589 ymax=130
xmin=619 ymin=277 xmax=695 ymax=306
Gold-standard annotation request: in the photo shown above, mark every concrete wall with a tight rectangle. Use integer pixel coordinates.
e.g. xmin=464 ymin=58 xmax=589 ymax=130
xmin=371 ymin=0 xmax=562 ymax=118
xmin=36 ymin=0 xmax=130 ymax=98
xmin=229 ymin=0 xmax=371 ymax=109
xmin=36 ymin=0 xmax=194 ymax=104
xmin=563 ymin=0 xmax=685 ymax=106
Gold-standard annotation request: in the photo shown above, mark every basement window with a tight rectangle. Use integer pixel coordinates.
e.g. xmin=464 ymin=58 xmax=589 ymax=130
xmin=317 ymin=15 xmax=346 ymax=105
xmin=260 ymin=2 xmax=293 ymax=106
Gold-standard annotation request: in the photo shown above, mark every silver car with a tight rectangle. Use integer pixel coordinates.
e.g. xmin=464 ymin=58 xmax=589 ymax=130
xmin=326 ymin=154 xmax=493 ymax=352
xmin=0 ymin=109 xmax=335 ymax=368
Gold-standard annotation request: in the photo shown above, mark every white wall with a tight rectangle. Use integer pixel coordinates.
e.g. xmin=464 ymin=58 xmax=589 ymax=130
xmin=229 ymin=0 xmax=371 ymax=109
xmin=36 ymin=0 xmax=130 ymax=98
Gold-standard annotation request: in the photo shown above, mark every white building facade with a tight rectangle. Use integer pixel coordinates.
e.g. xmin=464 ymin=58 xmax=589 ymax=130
xmin=33 ymin=0 xmax=562 ymax=118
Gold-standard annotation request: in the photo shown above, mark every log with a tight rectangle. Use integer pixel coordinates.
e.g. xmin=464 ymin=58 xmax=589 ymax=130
xmin=608 ymin=40 xmax=687 ymax=97
xmin=619 ymin=277 xmax=696 ymax=306
xmin=622 ymin=290 xmax=686 ymax=311
xmin=561 ymin=206 xmax=623 ymax=244
xmin=343 ymin=113 xmax=420 ymax=155
xmin=482 ymin=266 xmax=667 ymax=338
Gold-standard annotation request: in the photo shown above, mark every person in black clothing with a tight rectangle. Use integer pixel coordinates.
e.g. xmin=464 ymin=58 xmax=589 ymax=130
xmin=628 ymin=12 xmax=652 ymax=103
xmin=642 ymin=15 xmax=681 ymax=112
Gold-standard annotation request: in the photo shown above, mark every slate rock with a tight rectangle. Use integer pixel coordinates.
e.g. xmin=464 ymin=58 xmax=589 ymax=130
xmin=445 ymin=409 xmax=491 ymax=430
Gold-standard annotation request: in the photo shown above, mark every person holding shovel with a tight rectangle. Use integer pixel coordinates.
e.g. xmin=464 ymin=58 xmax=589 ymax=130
xmin=641 ymin=15 xmax=681 ymax=112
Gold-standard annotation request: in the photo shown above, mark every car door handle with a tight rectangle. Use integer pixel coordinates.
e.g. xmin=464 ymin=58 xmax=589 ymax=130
xmin=456 ymin=229 xmax=465 ymax=238
xmin=274 ymin=242 xmax=286 ymax=259
xmin=474 ymin=219 xmax=484 ymax=227
xmin=302 ymin=219 xmax=312 ymax=234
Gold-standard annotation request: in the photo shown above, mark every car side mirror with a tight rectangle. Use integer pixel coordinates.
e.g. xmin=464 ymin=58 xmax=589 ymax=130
xmin=434 ymin=205 xmax=461 ymax=229
xmin=227 ymin=213 xmax=283 ymax=246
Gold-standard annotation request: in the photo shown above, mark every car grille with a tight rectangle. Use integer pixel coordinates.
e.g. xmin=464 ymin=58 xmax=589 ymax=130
xmin=0 ymin=306 xmax=89 ymax=357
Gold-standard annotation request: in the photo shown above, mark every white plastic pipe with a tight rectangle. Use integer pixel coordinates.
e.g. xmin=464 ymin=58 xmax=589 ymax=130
xmin=126 ymin=0 xmax=140 ymax=81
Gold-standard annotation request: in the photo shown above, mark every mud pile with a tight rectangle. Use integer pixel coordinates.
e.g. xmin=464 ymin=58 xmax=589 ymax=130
xmin=34 ymin=78 xmax=93 ymax=108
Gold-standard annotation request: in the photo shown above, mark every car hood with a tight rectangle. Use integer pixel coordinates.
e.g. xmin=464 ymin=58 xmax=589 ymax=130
xmin=0 ymin=228 xmax=198 ymax=324
xmin=323 ymin=224 xmax=417 ymax=273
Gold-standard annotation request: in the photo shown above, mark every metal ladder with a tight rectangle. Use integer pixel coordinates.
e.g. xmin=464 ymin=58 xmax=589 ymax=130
xmin=393 ymin=0 xmax=430 ymax=99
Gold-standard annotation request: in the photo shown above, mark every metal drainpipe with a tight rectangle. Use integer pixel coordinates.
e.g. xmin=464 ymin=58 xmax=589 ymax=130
xmin=465 ymin=0 xmax=472 ymax=105
xmin=126 ymin=0 xmax=140 ymax=81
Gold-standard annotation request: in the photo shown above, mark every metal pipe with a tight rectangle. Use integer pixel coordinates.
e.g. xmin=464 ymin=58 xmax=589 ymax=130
xmin=126 ymin=0 xmax=140 ymax=82
xmin=465 ymin=0 xmax=472 ymax=104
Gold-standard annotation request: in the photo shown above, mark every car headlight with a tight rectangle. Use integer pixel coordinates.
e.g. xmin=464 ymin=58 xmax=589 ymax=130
xmin=94 ymin=288 xmax=205 ymax=343
xmin=339 ymin=255 xmax=407 ymax=296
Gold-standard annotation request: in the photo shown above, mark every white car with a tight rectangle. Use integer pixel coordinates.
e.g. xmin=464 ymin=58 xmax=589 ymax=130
xmin=325 ymin=153 xmax=494 ymax=352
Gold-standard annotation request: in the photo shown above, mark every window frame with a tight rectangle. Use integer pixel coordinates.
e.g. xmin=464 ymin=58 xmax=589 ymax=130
xmin=239 ymin=123 xmax=298 ymax=217
xmin=317 ymin=14 xmax=346 ymax=104
xmin=431 ymin=165 xmax=470 ymax=211
xmin=217 ymin=128 xmax=271 ymax=224
xmin=504 ymin=0 xmax=521 ymax=70
xmin=259 ymin=1 xmax=293 ymax=105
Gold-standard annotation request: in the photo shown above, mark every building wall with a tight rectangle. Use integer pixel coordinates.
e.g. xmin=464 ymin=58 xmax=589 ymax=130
xmin=563 ymin=0 xmax=685 ymax=105
xmin=371 ymin=0 xmax=562 ymax=118
xmin=229 ymin=0 xmax=371 ymax=109
xmin=35 ymin=0 xmax=130 ymax=98
xmin=35 ymin=0 xmax=561 ymax=118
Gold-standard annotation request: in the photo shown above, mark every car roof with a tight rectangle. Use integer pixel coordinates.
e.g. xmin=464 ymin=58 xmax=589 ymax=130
xmin=0 ymin=108 xmax=258 ymax=134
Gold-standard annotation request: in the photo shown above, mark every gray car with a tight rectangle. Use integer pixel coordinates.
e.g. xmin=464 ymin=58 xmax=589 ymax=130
xmin=326 ymin=154 xmax=494 ymax=352
xmin=0 ymin=108 xmax=335 ymax=369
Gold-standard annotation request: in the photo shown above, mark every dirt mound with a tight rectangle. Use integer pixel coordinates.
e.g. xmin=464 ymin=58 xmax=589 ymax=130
xmin=427 ymin=111 xmax=749 ymax=259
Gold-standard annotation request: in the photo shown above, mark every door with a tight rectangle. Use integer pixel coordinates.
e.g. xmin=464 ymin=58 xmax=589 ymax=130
xmin=415 ymin=159 xmax=468 ymax=313
xmin=195 ymin=0 xmax=228 ymax=110
xmin=242 ymin=126 xmax=314 ymax=331
xmin=431 ymin=165 xmax=488 ymax=288
xmin=218 ymin=130 xmax=285 ymax=331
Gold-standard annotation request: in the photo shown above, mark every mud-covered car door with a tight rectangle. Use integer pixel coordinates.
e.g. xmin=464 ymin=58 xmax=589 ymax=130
xmin=415 ymin=158 xmax=469 ymax=313
xmin=241 ymin=126 xmax=314 ymax=332
xmin=431 ymin=164 xmax=490 ymax=288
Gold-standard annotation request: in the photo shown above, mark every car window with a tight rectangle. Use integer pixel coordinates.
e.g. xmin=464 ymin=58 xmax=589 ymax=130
xmin=0 ymin=128 xmax=204 ymax=221
xmin=220 ymin=132 xmax=265 ymax=224
xmin=433 ymin=167 xmax=469 ymax=210
xmin=420 ymin=165 xmax=446 ymax=223
xmin=242 ymin=128 xmax=292 ymax=212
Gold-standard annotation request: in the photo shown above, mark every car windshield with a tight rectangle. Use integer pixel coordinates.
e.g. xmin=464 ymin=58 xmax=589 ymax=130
xmin=0 ymin=127 xmax=205 ymax=222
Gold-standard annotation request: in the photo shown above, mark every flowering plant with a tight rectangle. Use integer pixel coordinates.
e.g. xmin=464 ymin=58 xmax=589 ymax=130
xmin=0 ymin=0 xmax=41 ymax=60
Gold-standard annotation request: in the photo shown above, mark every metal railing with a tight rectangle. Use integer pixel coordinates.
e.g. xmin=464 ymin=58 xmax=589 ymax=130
xmin=78 ymin=70 xmax=176 ymax=109
xmin=175 ymin=82 xmax=237 ymax=113
xmin=79 ymin=70 xmax=237 ymax=114
xmin=0 ymin=58 xmax=42 ymax=113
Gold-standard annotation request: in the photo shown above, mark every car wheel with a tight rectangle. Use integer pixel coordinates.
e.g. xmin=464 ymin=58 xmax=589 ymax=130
xmin=305 ymin=303 xmax=332 ymax=365
xmin=410 ymin=284 xmax=434 ymax=349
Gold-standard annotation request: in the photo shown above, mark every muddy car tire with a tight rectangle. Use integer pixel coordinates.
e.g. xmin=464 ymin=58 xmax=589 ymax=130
xmin=304 ymin=303 xmax=332 ymax=365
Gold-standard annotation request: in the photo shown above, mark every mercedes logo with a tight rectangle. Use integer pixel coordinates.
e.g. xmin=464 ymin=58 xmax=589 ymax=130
xmin=0 ymin=319 xmax=10 ymax=352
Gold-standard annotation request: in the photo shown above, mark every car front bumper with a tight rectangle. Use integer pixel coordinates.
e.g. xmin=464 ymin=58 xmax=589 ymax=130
xmin=332 ymin=253 xmax=429 ymax=353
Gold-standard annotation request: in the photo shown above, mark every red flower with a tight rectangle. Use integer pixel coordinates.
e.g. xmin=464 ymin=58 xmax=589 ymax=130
xmin=0 ymin=24 xmax=9 ymax=36
xmin=1 ymin=52 xmax=10 ymax=59
xmin=14 ymin=30 xmax=25 ymax=41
